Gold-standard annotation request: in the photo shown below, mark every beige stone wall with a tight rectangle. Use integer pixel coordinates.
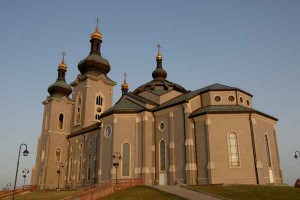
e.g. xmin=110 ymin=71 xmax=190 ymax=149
xmin=201 ymin=91 xmax=252 ymax=108
xmin=251 ymin=115 xmax=282 ymax=184
xmin=32 ymin=98 xmax=72 ymax=189
xmin=195 ymin=114 xmax=257 ymax=185
xmin=71 ymin=75 xmax=114 ymax=130
xmin=99 ymin=116 xmax=114 ymax=182
xmin=67 ymin=129 xmax=99 ymax=189
xmin=154 ymin=106 xmax=186 ymax=185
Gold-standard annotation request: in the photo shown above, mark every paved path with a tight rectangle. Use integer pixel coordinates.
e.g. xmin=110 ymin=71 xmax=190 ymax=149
xmin=152 ymin=185 xmax=222 ymax=200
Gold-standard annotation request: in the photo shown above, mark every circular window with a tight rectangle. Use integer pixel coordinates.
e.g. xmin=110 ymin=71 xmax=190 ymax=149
xmin=97 ymin=107 xmax=101 ymax=112
xmin=105 ymin=126 xmax=112 ymax=138
xmin=214 ymin=96 xmax=221 ymax=102
xmin=247 ymin=100 xmax=250 ymax=106
xmin=240 ymin=97 xmax=244 ymax=103
xmin=228 ymin=96 xmax=235 ymax=102
xmin=158 ymin=122 xmax=166 ymax=132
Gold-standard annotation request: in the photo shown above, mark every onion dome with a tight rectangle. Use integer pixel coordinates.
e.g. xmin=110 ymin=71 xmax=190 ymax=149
xmin=78 ymin=18 xmax=111 ymax=76
xmin=152 ymin=44 xmax=167 ymax=80
xmin=132 ymin=44 xmax=187 ymax=95
xmin=121 ymin=72 xmax=129 ymax=95
xmin=48 ymin=52 xmax=72 ymax=98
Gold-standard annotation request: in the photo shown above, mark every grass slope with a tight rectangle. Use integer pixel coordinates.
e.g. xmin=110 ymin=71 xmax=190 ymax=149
xmin=102 ymin=186 xmax=185 ymax=200
xmin=187 ymin=185 xmax=300 ymax=200
xmin=14 ymin=190 xmax=78 ymax=200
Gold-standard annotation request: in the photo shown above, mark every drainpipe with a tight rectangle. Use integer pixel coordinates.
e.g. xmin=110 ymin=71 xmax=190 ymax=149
xmin=249 ymin=113 xmax=259 ymax=184
xmin=181 ymin=104 xmax=187 ymax=184
xmin=191 ymin=118 xmax=199 ymax=185
xmin=153 ymin=114 xmax=157 ymax=185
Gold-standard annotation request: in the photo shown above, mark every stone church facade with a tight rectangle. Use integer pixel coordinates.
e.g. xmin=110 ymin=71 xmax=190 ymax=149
xmin=31 ymin=22 xmax=283 ymax=189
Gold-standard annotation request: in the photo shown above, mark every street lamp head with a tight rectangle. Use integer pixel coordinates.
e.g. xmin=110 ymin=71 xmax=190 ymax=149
xmin=23 ymin=149 xmax=29 ymax=156
xmin=112 ymin=155 xmax=116 ymax=159
xmin=294 ymin=154 xmax=298 ymax=159
xmin=118 ymin=156 xmax=122 ymax=160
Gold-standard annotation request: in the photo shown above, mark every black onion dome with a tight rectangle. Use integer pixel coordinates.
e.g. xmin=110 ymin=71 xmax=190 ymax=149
xmin=152 ymin=67 xmax=167 ymax=80
xmin=78 ymin=53 xmax=111 ymax=74
xmin=48 ymin=80 xmax=72 ymax=98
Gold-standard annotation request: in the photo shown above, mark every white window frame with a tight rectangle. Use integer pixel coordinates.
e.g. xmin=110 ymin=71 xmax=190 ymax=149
xmin=227 ymin=130 xmax=242 ymax=168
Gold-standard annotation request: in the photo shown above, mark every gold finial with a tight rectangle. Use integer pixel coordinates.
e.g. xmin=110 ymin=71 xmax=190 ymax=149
xmin=91 ymin=17 xmax=103 ymax=40
xmin=156 ymin=44 xmax=162 ymax=60
xmin=58 ymin=51 xmax=67 ymax=70
xmin=121 ymin=72 xmax=129 ymax=90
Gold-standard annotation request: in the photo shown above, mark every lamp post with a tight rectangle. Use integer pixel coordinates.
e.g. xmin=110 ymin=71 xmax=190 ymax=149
xmin=12 ymin=143 xmax=29 ymax=200
xmin=112 ymin=152 xmax=122 ymax=184
xmin=294 ymin=151 xmax=300 ymax=159
xmin=56 ymin=162 xmax=64 ymax=190
xmin=6 ymin=183 xmax=11 ymax=190
xmin=22 ymin=168 xmax=30 ymax=190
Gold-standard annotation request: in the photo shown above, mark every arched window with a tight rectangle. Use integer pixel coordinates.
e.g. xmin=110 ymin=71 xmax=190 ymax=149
xmin=55 ymin=148 xmax=61 ymax=162
xmin=58 ymin=114 xmax=64 ymax=129
xmin=41 ymin=147 xmax=46 ymax=162
xmin=44 ymin=113 xmax=49 ymax=131
xmin=228 ymin=132 xmax=240 ymax=166
xmin=87 ymin=154 xmax=92 ymax=181
xmin=94 ymin=93 xmax=104 ymax=121
xmin=77 ymin=156 xmax=82 ymax=182
xmin=264 ymin=135 xmax=272 ymax=168
xmin=160 ymin=140 xmax=166 ymax=171
xmin=75 ymin=93 xmax=82 ymax=125
xmin=122 ymin=143 xmax=130 ymax=176
xmin=68 ymin=157 xmax=73 ymax=182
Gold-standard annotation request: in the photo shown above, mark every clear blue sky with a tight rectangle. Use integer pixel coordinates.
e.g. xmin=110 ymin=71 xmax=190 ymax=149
xmin=0 ymin=0 xmax=299 ymax=188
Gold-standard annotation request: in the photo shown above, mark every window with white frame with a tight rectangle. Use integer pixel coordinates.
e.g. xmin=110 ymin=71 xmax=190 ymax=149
xmin=228 ymin=132 xmax=240 ymax=166
xmin=41 ymin=147 xmax=46 ymax=162
xmin=94 ymin=93 xmax=104 ymax=121
xmin=55 ymin=148 xmax=61 ymax=162
xmin=75 ymin=93 xmax=82 ymax=125
xmin=68 ymin=157 xmax=73 ymax=182
xmin=77 ymin=156 xmax=82 ymax=182
xmin=122 ymin=143 xmax=130 ymax=176
xmin=160 ymin=140 xmax=166 ymax=171
xmin=87 ymin=154 xmax=92 ymax=181
xmin=44 ymin=113 xmax=49 ymax=131
xmin=264 ymin=135 xmax=272 ymax=168
xmin=58 ymin=113 xmax=64 ymax=129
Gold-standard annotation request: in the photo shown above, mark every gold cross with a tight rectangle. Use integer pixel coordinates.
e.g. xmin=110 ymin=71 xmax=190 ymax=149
xmin=157 ymin=44 xmax=161 ymax=53
xmin=61 ymin=51 xmax=66 ymax=62
xmin=123 ymin=72 xmax=127 ymax=81
xmin=95 ymin=17 xmax=100 ymax=27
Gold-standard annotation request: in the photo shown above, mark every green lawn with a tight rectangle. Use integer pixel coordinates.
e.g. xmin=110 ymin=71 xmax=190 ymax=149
xmin=14 ymin=190 xmax=78 ymax=200
xmin=187 ymin=185 xmax=300 ymax=200
xmin=102 ymin=186 xmax=185 ymax=200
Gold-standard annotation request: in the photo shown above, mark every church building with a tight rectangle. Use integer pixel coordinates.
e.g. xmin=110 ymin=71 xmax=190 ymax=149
xmin=31 ymin=21 xmax=283 ymax=189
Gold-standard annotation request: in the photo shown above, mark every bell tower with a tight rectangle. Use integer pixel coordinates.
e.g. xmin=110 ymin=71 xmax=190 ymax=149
xmin=71 ymin=18 xmax=116 ymax=130
xmin=31 ymin=53 xmax=73 ymax=189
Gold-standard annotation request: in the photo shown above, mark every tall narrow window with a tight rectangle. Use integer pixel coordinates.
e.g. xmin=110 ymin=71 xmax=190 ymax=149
xmin=75 ymin=93 xmax=82 ymax=125
xmin=87 ymin=154 xmax=92 ymax=181
xmin=77 ymin=156 xmax=82 ymax=182
xmin=160 ymin=140 xmax=166 ymax=171
xmin=265 ymin=135 xmax=272 ymax=168
xmin=41 ymin=147 xmax=46 ymax=162
xmin=94 ymin=93 xmax=103 ymax=121
xmin=228 ymin=132 xmax=240 ymax=166
xmin=68 ymin=157 xmax=73 ymax=182
xmin=122 ymin=143 xmax=130 ymax=176
xmin=58 ymin=114 xmax=64 ymax=129
xmin=55 ymin=148 xmax=61 ymax=162
xmin=44 ymin=113 xmax=49 ymax=131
